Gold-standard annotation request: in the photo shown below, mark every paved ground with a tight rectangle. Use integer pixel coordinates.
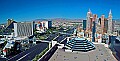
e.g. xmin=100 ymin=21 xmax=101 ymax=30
xmin=49 ymin=44 xmax=117 ymax=61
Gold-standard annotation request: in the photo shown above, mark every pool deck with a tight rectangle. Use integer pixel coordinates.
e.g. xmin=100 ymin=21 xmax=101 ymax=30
xmin=49 ymin=44 xmax=117 ymax=61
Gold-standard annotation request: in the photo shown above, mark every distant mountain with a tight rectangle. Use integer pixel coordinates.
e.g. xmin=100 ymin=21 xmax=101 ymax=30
xmin=33 ymin=19 xmax=48 ymax=21
xmin=113 ymin=19 xmax=120 ymax=21
xmin=0 ymin=23 xmax=6 ymax=25
xmin=32 ymin=18 xmax=83 ymax=22
xmin=50 ymin=18 xmax=83 ymax=21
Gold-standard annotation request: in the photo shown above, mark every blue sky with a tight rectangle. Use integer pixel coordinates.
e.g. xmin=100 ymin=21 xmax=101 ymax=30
xmin=0 ymin=0 xmax=120 ymax=23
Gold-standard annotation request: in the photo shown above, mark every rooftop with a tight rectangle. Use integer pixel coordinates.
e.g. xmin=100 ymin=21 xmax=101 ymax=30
xmin=49 ymin=44 xmax=117 ymax=61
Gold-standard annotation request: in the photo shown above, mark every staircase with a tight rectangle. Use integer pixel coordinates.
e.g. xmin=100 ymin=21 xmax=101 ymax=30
xmin=66 ymin=38 xmax=95 ymax=52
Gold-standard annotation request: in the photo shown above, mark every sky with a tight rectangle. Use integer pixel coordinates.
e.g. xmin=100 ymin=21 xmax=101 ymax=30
xmin=0 ymin=0 xmax=120 ymax=24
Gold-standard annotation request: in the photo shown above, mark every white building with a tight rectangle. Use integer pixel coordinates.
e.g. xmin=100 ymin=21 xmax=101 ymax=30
xmin=86 ymin=9 xmax=92 ymax=30
xmin=114 ymin=20 xmax=120 ymax=36
xmin=107 ymin=10 xmax=113 ymax=34
xmin=35 ymin=21 xmax=52 ymax=29
xmin=14 ymin=22 xmax=34 ymax=37
xmin=35 ymin=20 xmax=52 ymax=33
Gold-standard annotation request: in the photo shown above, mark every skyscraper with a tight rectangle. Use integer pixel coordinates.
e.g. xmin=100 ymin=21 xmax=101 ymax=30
xmin=93 ymin=14 xmax=98 ymax=23
xmin=86 ymin=9 xmax=92 ymax=31
xmin=83 ymin=20 xmax=87 ymax=30
xmin=104 ymin=19 xmax=108 ymax=33
xmin=108 ymin=9 xmax=113 ymax=34
xmin=101 ymin=15 xmax=105 ymax=34
xmin=90 ymin=17 xmax=93 ymax=31
xmin=92 ymin=15 xmax=97 ymax=42
xmin=86 ymin=9 xmax=93 ymax=38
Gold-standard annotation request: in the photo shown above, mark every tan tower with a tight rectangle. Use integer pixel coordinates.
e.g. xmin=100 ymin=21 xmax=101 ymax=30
xmin=101 ymin=15 xmax=105 ymax=34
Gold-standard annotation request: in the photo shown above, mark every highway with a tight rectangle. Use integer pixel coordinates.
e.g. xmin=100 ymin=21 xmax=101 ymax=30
xmin=54 ymin=26 xmax=76 ymax=43
xmin=7 ymin=42 xmax=48 ymax=61
xmin=45 ymin=33 xmax=58 ymax=41
xmin=54 ymin=34 xmax=67 ymax=43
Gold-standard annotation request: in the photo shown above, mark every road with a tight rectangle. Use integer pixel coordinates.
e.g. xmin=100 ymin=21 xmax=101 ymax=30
xmin=113 ymin=44 xmax=120 ymax=60
xmin=45 ymin=33 xmax=58 ymax=41
xmin=7 ymin=42 xmax=48 ymax=61
xmin=54 ymin=34 xmax=68 ymax=43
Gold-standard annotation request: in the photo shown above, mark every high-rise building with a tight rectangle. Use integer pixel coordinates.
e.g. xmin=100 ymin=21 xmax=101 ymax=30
xmin=35 ymin=20 xmax=52 ymax=30
xmin=86 ymin=9 xmax=93 ymax=38
xmin=114 ymin=20 xmax=120 ymax=35
xmin=108 ymin=10 xmax=113 ymax=34
xmin=104 ymin=19 xmax=108 ymax=33
xmin=7 ymin=19 xmax=17 ymax=29
xmin=92 ymin=15 xmax=97 ymax=42
xmin=112 ymin=21 xmax=115 ymax=31
xmin=83 ymin=20 xmax=87 ymax=30
xmin=101 ymin=15 xmax=105 ymax=34
xmin=7 ymin=19 xmax=14 ymax=27
xmin=42 ymin=21 xmax=52 ymax=29
xmin=90 ymin=17 xmax=93 ymax=31
xmin=86 ymin=9 xmax=92 ymax=31
xmin=14 ymin=22 xmax=34 ymax=37
xmin=93 ymin=14 xmax=98 ymax=23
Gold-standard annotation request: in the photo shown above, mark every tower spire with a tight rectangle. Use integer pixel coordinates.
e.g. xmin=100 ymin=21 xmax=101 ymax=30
xmin=109 ymin=9 xmax=112 ymax=18
xmin=109 ymin=9 xmax=112 ymax=14
xmin=88 ymin=8 xmax=91 ymax=12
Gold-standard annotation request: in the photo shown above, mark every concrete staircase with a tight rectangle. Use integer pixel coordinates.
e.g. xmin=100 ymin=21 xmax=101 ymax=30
xmin=66 ymin=38 xmax=95 ymax=52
